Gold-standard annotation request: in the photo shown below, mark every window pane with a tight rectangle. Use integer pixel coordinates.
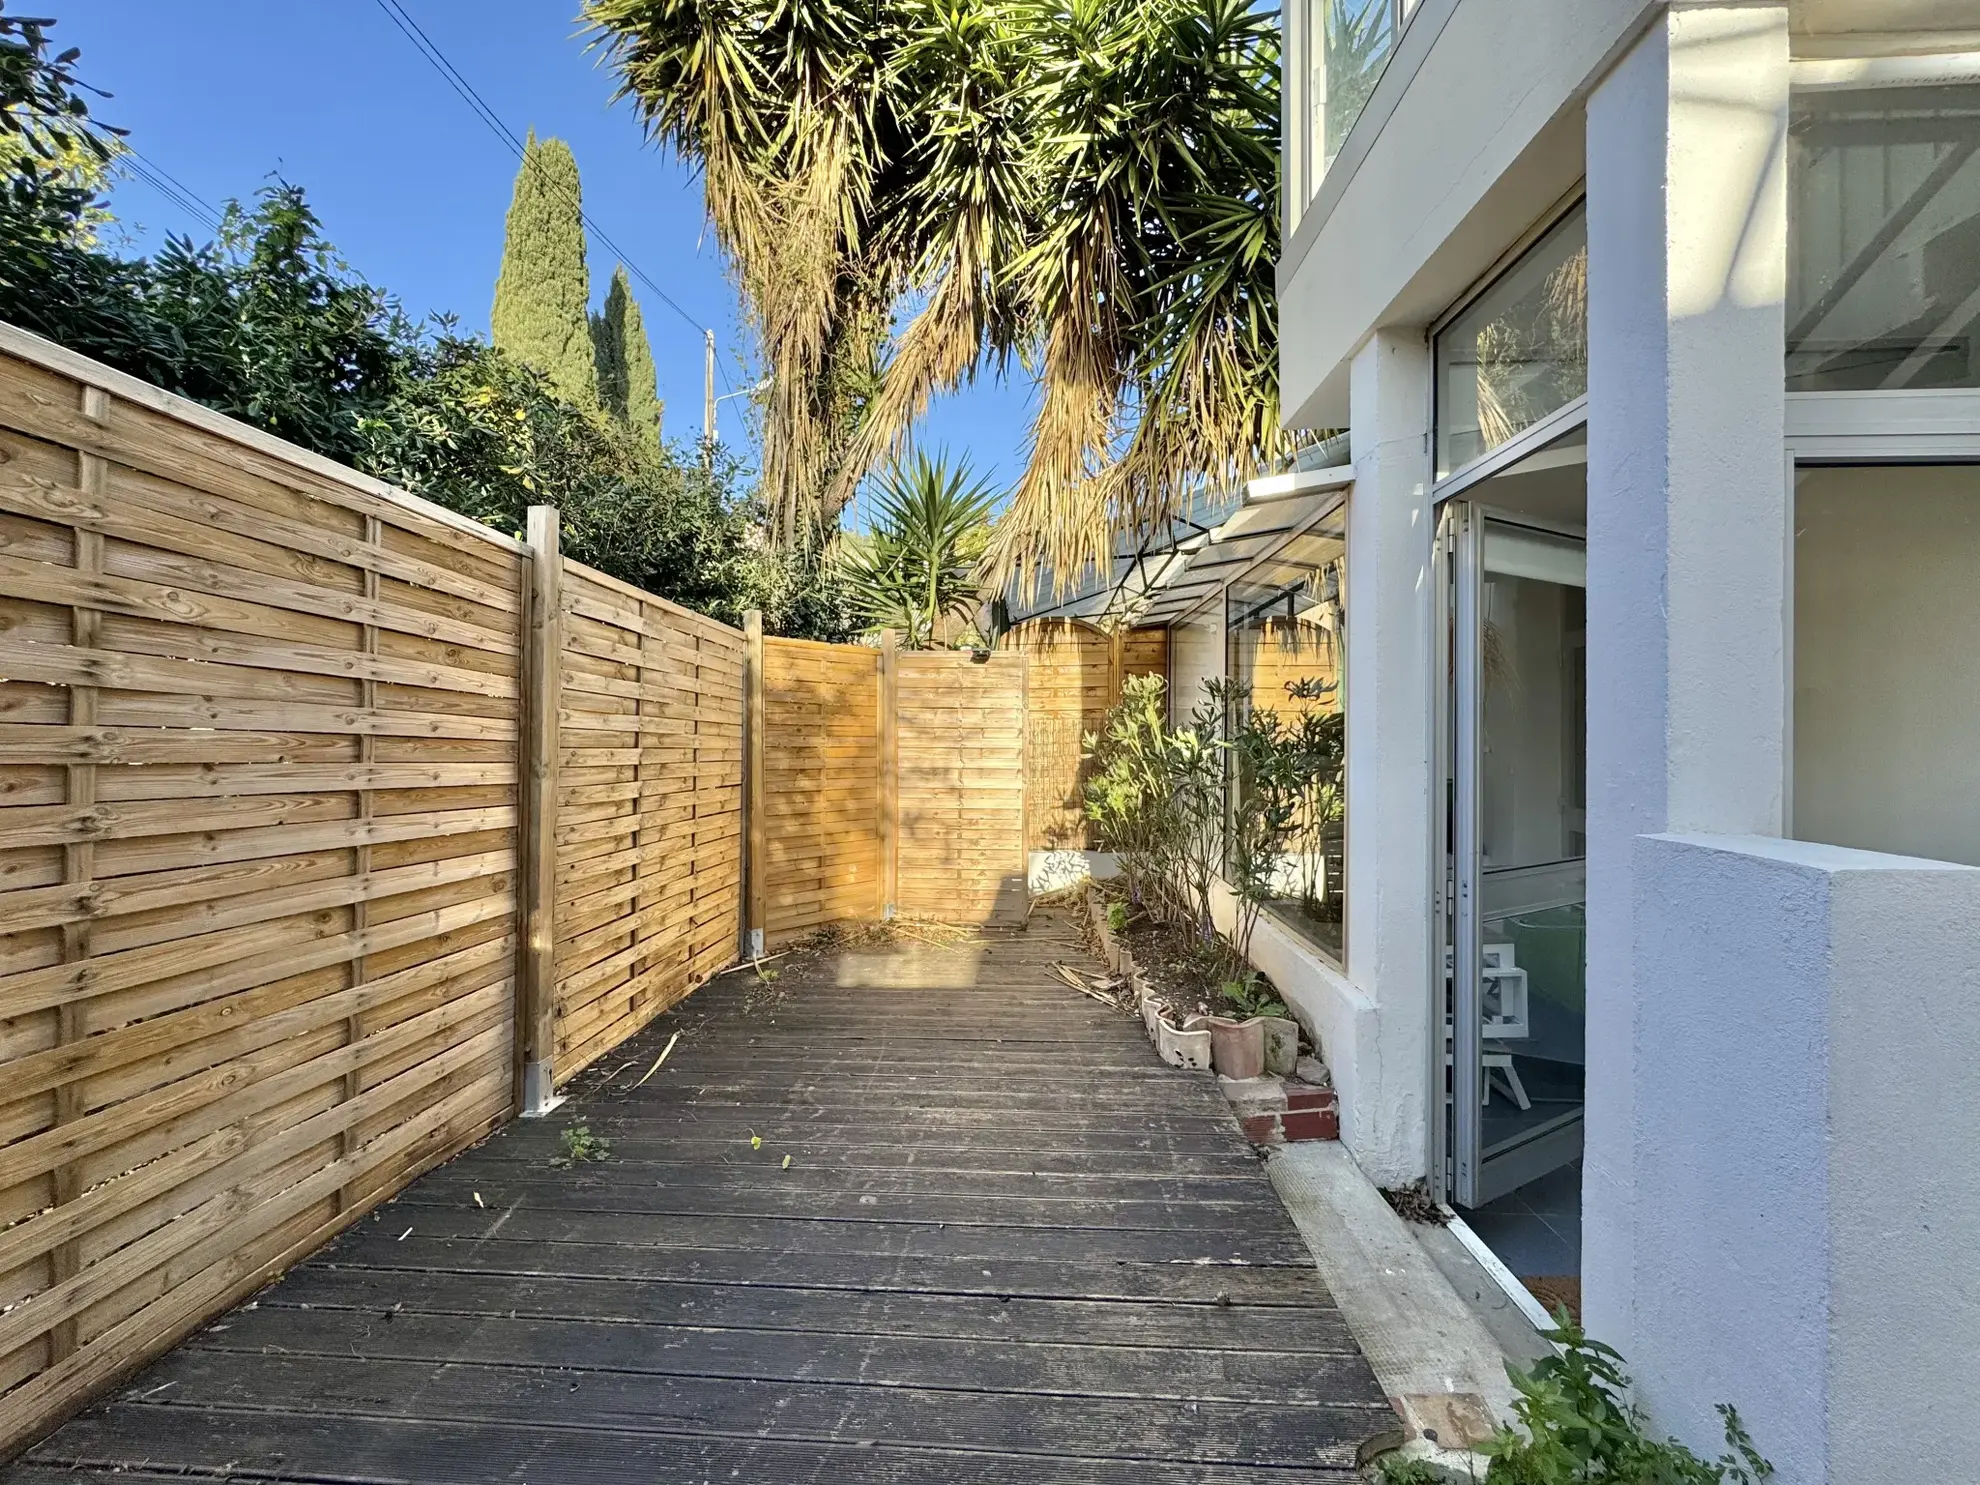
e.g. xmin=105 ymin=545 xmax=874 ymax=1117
xmin=1436 ymin=207 xmax=1588 ymax=477
xmin=1311 ymin=0 xmax=1397 ymax=192
xmin=1224 ymin=510 xmax=1349 ymax=964
xmin=1789 ymin=82 xmax=1980 ymax=392
xmin=1794 ymin=464 xmax=1980 ymax=866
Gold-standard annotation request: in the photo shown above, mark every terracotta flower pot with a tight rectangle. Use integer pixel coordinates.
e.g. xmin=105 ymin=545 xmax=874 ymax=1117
xmin=1197 ymin=1015 xmax=1266 ymax=1080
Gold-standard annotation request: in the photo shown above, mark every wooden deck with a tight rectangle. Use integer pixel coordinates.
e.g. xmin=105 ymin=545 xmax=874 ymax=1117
xmin=6 ymin=914 xmax=1394 ymax=1483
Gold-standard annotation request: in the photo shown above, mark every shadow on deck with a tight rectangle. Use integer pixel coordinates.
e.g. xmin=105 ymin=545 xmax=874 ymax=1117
xmin=8 ymin=912 xmax=1395 ymax=1483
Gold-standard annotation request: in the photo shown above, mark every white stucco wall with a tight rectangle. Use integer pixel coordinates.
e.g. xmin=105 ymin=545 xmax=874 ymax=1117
xmin=1280 ymin=0 xmax=1653 ymax=427
xmin=1581 ymin=1 xmax=1791 ymax=1363
xmin=1631 ymin=833 xmax=1980 ymax=1481
xmin=1332 ymin=331 xmax=1438 ymax=1187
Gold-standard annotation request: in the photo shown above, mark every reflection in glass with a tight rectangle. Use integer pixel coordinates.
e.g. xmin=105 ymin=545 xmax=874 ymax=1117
xmin=1224 ymin=516 xmax=1348 ymax=964
xmin=1789 ymin=82 xmax=1980 ymax=391
xmin=1312 ymin=0 xmax=1398 ymax=189
xmin=1476 ymin=520 xmax=1585 ymax=1171
xmin=1436 ymin=206 xmax=1588 ymax=477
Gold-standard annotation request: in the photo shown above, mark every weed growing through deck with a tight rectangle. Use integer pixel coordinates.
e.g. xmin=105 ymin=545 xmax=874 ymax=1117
xmin=1477 ymin=1315 xmax=1773 ymax=1483
xmin=550 ymin=1124 xmax=611 ymax=1168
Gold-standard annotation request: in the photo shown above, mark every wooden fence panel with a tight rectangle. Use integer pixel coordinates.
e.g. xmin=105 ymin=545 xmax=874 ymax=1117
xmin=0 ymin=329 xmax=524 ymax=1451
xmin=895 ymin=652 xmax=1026 ymax=924
xmin=758 ymin=636 xmax=881 ymax=944
xmin=1006 ymin=620 xmax=1167 ymax=850
xmin=551 ymin=561 xmax=744 ymax=1079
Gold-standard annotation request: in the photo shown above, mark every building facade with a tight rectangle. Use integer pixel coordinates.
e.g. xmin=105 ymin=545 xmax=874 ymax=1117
xmin=1078 ymin=3 xmax=1980 ymax=1478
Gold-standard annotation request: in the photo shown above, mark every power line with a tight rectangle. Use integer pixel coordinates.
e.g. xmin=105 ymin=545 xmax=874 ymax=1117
xmin=119 ymin=146 xmax=223 ymax=234
xmin=369 ymin=0 xmax=710 ymax=345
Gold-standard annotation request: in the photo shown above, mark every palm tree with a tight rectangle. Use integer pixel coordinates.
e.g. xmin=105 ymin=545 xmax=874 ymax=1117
xmin=837 ymin=451 xmax=997 ymax=648
xmin=585 ymin=0 xmax=1286 ymax=585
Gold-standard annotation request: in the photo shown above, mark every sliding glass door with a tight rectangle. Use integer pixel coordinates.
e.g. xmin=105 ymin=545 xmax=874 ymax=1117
xmin=1437 ymin=501 xmax=1588 ymax=1208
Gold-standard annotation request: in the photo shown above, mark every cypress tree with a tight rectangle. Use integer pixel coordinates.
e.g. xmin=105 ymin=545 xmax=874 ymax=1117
xmin=491 ymin=131 xmax=596 ymax=406
xmin=591 ymin=263 xmax=664 ymax=447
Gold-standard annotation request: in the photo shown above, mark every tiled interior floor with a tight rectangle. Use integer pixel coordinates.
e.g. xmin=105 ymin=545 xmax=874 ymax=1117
xmin=1457 ymin=1159 xmax=1581 ymax=1278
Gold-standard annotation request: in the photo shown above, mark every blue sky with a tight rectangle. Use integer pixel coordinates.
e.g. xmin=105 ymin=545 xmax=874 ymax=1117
xmin=60 ymin=1 xmax=1033 ymax=523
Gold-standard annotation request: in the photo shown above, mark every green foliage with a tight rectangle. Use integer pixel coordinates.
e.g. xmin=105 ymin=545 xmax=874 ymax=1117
xmin=1375 ymin=1456 xmax=1446 ymax=1485
xmin=1079 ymin=674 xmax=1227 ymax=945
xmin=1212 ymin=679 xmax=1301 ymax=962
xmin=837 ymin=451 xmax=996 ymax=647
xmin=1482 ymin=1315 xmax=1774 ymax=1484
xmin=0 ymin=158 xmax=851 ymax=636
xmin=588 ymin=0 xmax=1288 ymax=573
xmin=491 ymin=132 xmax=597 ymax=406
xmin=550 ymin=1124 xmax=612 ymax=1167
xmin=0 ymin=6 xmax=120 ymax=243
xmin=1218 ymin=976 xmax=1287 ymax=1022
xmin=1082 ymin=674 xmax=1179 ymax=910
xmin=591 ymin=263 xmax=662 ymax=445
xmin=0 ymin=183 xmax=407 ymax=461
xmin=1105 ymin=899 xmax=1128 ymax=934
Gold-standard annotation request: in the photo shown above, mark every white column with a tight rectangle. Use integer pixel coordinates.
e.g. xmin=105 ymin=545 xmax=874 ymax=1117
xmin=1339 ymin=329 xmax=1435 ymax=1186
xmin=1583 ymin=0 xmax=1789 ymax=1444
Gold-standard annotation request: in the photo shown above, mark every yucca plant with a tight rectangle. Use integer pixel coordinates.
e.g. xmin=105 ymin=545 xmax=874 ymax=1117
xmin=586 ymin=0 xmax=1287 ymax=582
xmin=836 ymin=451 xmax=996 ymax=647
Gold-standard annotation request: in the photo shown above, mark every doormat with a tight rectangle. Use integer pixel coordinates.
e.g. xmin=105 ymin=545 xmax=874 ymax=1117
xmin=1522 ymin=1275 xmax=1581 ymax=1325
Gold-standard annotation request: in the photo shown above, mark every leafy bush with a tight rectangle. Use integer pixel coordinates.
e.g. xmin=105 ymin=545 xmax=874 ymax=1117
xmin=0 ymin=19 xmax=852 ymax=637
xmin=1480 ymin=1315 xmax=1773 ymax=1484
xmin=1082 ymin=674 xmax=1179 ymax=911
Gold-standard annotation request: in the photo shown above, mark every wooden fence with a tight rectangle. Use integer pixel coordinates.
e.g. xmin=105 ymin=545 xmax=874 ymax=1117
xmin=0 ymin=324 xmax=1081 ymax=1460
xmin=0 ymin=328 xmax=526 ymax=1453
xmin=894 ymin=651 xmax=1027 ymax=924
xmin=743 ymin=638 xmax=1031 ymax=945
xmin=1005 ymin=619 xmax=1168 ymax=849
xmin=747 ymin=633 xmax=884 ymax=947
xmin=546 ymin=557 xmax=745 ymax=1082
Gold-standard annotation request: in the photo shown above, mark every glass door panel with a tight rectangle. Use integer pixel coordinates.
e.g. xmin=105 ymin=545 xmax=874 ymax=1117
xmin=1441 ymin=506 xmax=1587 ymax=1208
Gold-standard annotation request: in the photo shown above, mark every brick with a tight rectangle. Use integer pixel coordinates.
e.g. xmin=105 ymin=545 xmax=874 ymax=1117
xmin=1239 ymin=1113 xmax=1284 ymax=1145
xmin=1279 ymin=1108 xmax=1340 ymax=1142
xmin=1284 ymin=1087 xmax=1338 ymax=1113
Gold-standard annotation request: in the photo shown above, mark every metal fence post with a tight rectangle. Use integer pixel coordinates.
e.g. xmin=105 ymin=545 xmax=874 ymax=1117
xmin=742 ymin=610 xmax=766 ymax=958
xmin=518 ymin=504 xmax=564 ymax=1116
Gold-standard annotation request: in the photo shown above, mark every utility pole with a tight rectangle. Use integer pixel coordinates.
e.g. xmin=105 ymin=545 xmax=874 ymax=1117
xmin=703 ymin=328 xmax=716 ymax=454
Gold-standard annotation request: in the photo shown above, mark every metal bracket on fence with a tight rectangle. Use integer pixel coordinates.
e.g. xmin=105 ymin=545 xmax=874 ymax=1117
xmin=520 ymin=1060 xmax=565 ymax=1118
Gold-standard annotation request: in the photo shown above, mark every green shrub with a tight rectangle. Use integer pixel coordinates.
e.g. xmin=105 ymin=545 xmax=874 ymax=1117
xmin=1481 ymin=1315 xmax=1773 ymax=1483
xmin=0 ymin=19 xmax=854 ymax=640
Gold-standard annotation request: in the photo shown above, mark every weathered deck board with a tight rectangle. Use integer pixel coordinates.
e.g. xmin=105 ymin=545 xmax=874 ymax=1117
xmin=8 ymin=914 xmax=1393 ymax=1483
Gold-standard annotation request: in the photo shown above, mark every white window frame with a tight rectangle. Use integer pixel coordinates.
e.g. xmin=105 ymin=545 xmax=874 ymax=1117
xmin=1782 ymin=393 xmax=1980 ymax=841
xmin=1782 ymin=56 xmax=1980 ymax=833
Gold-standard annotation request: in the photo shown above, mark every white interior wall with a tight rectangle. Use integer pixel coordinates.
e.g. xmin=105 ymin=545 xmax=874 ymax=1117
xmin=1794 ymin=464 xmax=1980 ymax=867
xmin=1482 ymin=574 xmax=1572 ymax=870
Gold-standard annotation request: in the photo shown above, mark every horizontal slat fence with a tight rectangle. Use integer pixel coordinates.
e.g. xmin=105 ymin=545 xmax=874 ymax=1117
xmin=753 ymin=636 xmax=883 ymax=945
xmin=0 ymin=321 xmax=1084 ymax=1460
xmin=895 ymin=651 xmax=1028 ymax=924
xmin=1005 ymin=619 xmax=1168 ymax=849
xmin=0 ymin=328 xmax=526 ymax=1453
xmin=551 ymin=560 xmax=744 ymax=1078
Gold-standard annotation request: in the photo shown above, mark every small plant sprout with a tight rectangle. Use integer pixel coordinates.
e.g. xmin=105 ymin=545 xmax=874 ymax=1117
xmin=549 ymin=1124 xmax=611 ymax=1168
xmin=1219 ymin=976 xmax=1290 ymax=1022
xmin=1106 ymin=899 xmax=1129 ymax=933
xmin=782 ymin=1154 xmax=793 ymax=1169
xmin=749 ymin=1131 xmax=762 ymax=1150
